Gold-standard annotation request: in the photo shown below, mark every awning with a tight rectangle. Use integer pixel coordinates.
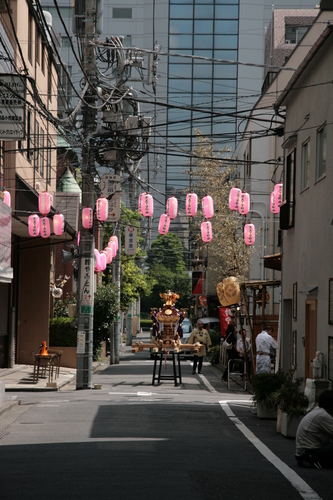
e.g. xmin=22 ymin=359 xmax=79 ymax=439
xmin=263 ymin=253 xmax=281 ymax=271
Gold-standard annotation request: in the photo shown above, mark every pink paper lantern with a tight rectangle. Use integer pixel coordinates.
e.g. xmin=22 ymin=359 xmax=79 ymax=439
xmin=96 ymin=197 xmax=108 ymax=221
xmin=105 ymin=246 xmax=113 ymax=264
xmin=3 ymin=190 xmax=11 ymax=207
xmin=40 ymin=217 xmax=51 ymax=238
xmin=274 ymin=183 xmax=283 ymax=207
xmin=108 ymin=240 xmax=117 ymax=258
xmin=53 ymin=213 xmax=64 ymax=236
xmin=186 ymin=192 xmax=198 ymax=216
xmin=110 ymin=235 xmax=118 ymax=252
xmin=28 ymin=214 xmax=40 ymax=237
xmin=201 ymin=220 xmax=213 ymax=243
xmin=244 ymin=223 xmax=255 ymax=246
xmin=229 ymin=187 xmax=241 ymax=210
xmin=238 ymin=192 xmax=250 ymax=215
xmin=166 ymin=196 xmax=178 ymax=220
xmin=138 ymin=193 xmax=145 ymax=214
xmin=39 ymin=191 xmax=51 ymax=216
xmin=77 ymin=231 xmax=80 ymax=246
xmin=158 ymin=214 xmax=170 ymax=235
xmin=100 ymin=251 xmax=107 ymax=271
xmin=142 ymin=193 xmax=154 ymax=218
xmin=94 ymin=249 xmax=101 ymax=273
xmin=82 ymin=207 xmax=93 ymax=229
xmin=270 ymin=192 xmax=280 ymax=214
xmin=202 ymin=195 xmax=214 ymax=219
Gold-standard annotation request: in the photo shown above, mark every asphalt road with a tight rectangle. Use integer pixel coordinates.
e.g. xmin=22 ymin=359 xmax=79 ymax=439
xmin=0 ymin=349 xmax=332 ymax=500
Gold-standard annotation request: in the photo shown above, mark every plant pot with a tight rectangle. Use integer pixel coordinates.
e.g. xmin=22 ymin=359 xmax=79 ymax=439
xmin=257 ymin=401 xmax=277 ymax=419
xmin=280 ymin=412 xmax=303 ymax=438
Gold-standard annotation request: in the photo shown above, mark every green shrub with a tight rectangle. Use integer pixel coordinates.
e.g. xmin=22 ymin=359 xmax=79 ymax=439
xmin=209 ymin=329 xmax=221 ymax=347
xmin=140 ymin=319 xmax=153 ymax=329
xmin=49 ymin=317 xmax=76 ymax=347
xmin=251 ymin=371 xmax=287 ymax=409
xmin=209 ymin=345 xmax=220 ymax=365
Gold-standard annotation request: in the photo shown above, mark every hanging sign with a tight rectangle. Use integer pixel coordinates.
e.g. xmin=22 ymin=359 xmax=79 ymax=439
xmin=107 ymin=198 xmax=121 ymax=222
xmin=0 ymin=74 xmax=26 ymax=140
xmin=125 ymin=226 xmax=137 ymax=255
xmin=100 ymin=174 xmax=121 ymax=198
xmin=80 ymin=257 xmax=94 ymax=314
xmin=77 ymin=331 xmax=85 ymax=354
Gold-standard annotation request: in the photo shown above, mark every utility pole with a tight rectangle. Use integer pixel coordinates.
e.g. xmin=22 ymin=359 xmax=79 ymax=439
xmin=76 ymin=0 xmax=97 ymax=389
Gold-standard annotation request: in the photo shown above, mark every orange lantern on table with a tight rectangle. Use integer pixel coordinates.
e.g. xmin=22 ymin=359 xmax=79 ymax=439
xmin=40 ymin=341 xmax=48 ymax=356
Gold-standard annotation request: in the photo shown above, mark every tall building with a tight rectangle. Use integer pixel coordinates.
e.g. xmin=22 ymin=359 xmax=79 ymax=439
xmin=44 ymin=0 xmax=318 ymax=243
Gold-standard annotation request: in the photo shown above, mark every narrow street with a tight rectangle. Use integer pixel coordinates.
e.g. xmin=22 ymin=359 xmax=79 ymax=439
xmin=0 ymin=347 xmax=332 ymax=500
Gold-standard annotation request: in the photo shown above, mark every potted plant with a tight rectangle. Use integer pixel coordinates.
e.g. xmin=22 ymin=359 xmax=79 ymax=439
xmin=267 ymin=370 xmax=308 ymax=437
xmin=251 ymin=371 xmax=287 ymax=419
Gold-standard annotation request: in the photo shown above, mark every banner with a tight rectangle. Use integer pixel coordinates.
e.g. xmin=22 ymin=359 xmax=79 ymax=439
xmin=192 ymin=271 xmax=203 ymax=295
xmin=218 ymin=306 xmax=236 ymax=338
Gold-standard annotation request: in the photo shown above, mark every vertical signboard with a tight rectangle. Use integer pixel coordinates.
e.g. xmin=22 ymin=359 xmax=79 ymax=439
xmin=77 ymin=331 xmax=85 ymax=353
xmin=0 ymin=74 xmax=26 ymax=140
xmin=80 ymin=257 xmax=94 ymax=314
xmin=125 ymin=226 xmax=137 ymax=255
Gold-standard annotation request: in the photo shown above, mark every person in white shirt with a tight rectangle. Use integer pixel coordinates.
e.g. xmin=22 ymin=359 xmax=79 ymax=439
xmin=295 ymin=390 xmax=333 ymax=469
xmin=255 ymin=326 xmax=277 ymax=374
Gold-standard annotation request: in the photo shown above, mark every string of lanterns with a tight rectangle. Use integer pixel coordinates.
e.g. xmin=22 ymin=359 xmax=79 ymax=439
xmin=228 ymin=184 xmax=283 ymax=246
xmin=3 ymin=182 xmax=284 ymax=251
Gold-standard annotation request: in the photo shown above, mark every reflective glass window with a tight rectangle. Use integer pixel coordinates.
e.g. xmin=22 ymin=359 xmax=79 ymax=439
xmin=193 ymin=80 xmax=212 ymax=93
xmin=170 ymin=34 xmax=193 ymax=49
xmin=212 ymin=79 xmax=237 ymax=93
xmin=216 ymin=0 xmax=238 ymax=4
xmin=170 ymin=20 xmax=193 ymax=34
xmin=170 ymin=5 xmax=193 ymax=18
xmin=194 ymin=35 xmax=213 ymax=49
xmin=214 ymin=35 xmax=238 ymax=49
xmin=169 ymin=64 xmax=193 ymax=78
xmin=215 ymin=5 xmax=239 ymax=19
xmin=214 ymin=49 xmax=237 ymax=61
xmin=193 ymin=63 xmax=212 ymax=78
xmin=194 ymin=5 xmax=213 ymax=18
xmin=213 ymin=64 xmax=237 ymax=79
xmin=168 ymin=79 xmax=192 ymax=92
xmin=215 ymin=20 xmax=238 ymax=35
xmin=194 ymin=20 xmax=213 ymax=33
xmin=170 ymin=0 xmax=193 ymax=4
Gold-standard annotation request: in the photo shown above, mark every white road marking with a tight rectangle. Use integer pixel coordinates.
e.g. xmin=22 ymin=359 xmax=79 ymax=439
xmin=220 ymin=401 xmax=322 ymax=500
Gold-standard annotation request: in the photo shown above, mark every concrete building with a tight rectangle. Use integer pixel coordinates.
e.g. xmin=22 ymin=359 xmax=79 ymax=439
xmin=0 ymin=1 xmax=76 ymax=367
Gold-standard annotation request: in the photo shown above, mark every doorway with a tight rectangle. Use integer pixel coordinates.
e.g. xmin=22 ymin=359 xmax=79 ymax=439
xmin=305 ymin=300 xmax=317 ymax=379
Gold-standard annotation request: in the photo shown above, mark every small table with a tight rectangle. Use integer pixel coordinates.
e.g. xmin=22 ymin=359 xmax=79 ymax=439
xmin=152 ymin=350 xmax=182 ymax=387
xmin=33 ymin=353 xmax=58 ymax=384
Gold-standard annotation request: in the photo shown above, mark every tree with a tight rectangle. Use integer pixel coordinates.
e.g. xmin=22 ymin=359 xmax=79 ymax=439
xmin=190 ymin=131 xmax=253 ymax=283
xmin=102 ymin=203 xmax=151 ymax=311
xmin=93 ymin=282 xmax=119 ymax=359
xmin=146 ymin=232 xmax=188 ymax=273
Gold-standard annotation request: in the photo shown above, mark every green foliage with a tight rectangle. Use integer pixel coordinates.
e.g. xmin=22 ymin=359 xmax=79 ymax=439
xmin=146 ymin=233 xmax=188 ymax=274
xmin=209 ymin=345 xmax=220 ymax=365
xmin=140 ymin=319 xmax=153 ymax=328
xmin=93 ymin=283 xmax=119 ymax=360
xmin=54 ymin=299 xmax=68 ymax=318
xmin=251 ymin=371 xmax=287 ymax=409
xmin=49 ymin=317 xmax=76 ymax=347
xmin=121 ymin=258 xmax=150 ymax=311
xmin=267 ymin=370 xmax=309 ymax=416
xmin=209 ymin=329 xmax=221 ymax=347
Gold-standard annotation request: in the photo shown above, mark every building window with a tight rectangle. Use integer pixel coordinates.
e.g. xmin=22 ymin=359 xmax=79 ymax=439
xmin=28 ymin=12 xmax=33 ymax=63
xmin=113 ymin=8 xmax=132 ymax=18
xmin=41 ymin=44 xmax=45 ymax=74
xmin=40 ymin=129 xmax=44 ymax=178
xmin=48 ymin=58 xmax=52 ymax=102
xmin=47 ymin=138 xmax=51 ymax=185
xmin=0 ymin=141 xmax=4 ymax=190
xmin=34 ymin=121 xmax=39 ymax=172
xmin=280 ymin=148 xmax=296 ymax=229
xmin=35 ymin=26 xmax=40 ymax=65
xmin=285 ymin=26 xmax=309 ymax=44
xmin=316 ymin=123 xmax=326 ymax=180
xmin=301 ymin=139 xmax=310 ymax=191
xmin=27 ymin=111 xmax=32 ymax=163
xmin=123 ymin=36 xmax=132 ymax=47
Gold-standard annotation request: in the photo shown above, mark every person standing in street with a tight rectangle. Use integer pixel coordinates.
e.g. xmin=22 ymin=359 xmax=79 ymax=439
xmin=222 ymin=315 xmax=240 ymax=382
xmin=188 ymin=320 xmax=211 ymax=374
xmin=255 ymin=326 xmax=277 ymax=374
xmin=295 ymin=390 xmax=333 ymax=469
